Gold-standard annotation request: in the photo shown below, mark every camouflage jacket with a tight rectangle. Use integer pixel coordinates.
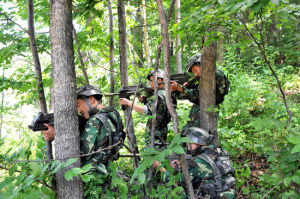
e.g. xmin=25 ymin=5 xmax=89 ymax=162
xmin=179 ymin=69 xmax=227 ymax=128
xmin=185 ymin=146 xmax=235 ymax=199
xmin=80 ymin=107 xmax=123 ymax=175
xmin=143 ymin=89 xmax=171 ymax=146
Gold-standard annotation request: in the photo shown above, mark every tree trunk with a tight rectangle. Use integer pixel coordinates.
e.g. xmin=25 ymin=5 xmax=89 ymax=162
xmin=28 ymin=0 xmax=53 ymax=160
xmin=73 ymin=26 xmax=90 ymax=85
xmin=217 ymin=26 xmax=224 ymax=66
xmin=156 ymin=0 xmax=195 ymax=198
xmin=0 ymin=67 xmax=3 ymax=138
xmin=135 ymin=6 xmax=144 ymax=68
xmin=117 ymin=0 xmax=139 ymax=169
xmin=143 ymin=0 xmax=151 ymax=68
xmin=199 ymin=43 xmax=218 ymax=146
xmin=175 ymin=0 xmax=182 ymax=73
xmin=50 ymin=0 xmax=83 ymax=197
xmin=108 ymin=0 xmax=115 ymax=107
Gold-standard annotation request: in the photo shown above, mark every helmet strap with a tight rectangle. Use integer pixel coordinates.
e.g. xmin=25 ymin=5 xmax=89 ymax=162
xmin=84 ymin=97 xmax=101 ymax=116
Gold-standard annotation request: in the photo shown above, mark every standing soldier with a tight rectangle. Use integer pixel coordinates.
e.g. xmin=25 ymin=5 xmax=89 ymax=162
xmin=42 ymin=85 xmax=125 ymax=197
xmin=170 ymin=127 xmax=235 ymax=199
xmin=119 ymin=69 xmax=171 ymax=148
xmin=170 ymin=54 xmax=229 ymax=132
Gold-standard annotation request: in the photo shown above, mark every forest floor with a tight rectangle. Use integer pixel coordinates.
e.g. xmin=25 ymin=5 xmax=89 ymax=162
xmin=234 ymin=153 xmax=269 ymax=198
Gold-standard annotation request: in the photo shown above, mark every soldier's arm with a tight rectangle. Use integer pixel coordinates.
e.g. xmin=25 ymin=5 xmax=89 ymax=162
xmin=119 ymin=98 xmax=144 ymax=114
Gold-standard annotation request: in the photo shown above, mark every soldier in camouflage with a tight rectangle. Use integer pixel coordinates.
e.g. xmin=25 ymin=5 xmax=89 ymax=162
xmin=42 ymin=85 xmax=124 ymax=196
xmin=170 ymin=54 xmax=228 ymax=132
xmin=119 ymin=69 xmax=171 ymax=147
xmin=170 ymin=127 xmax=235 ymax=199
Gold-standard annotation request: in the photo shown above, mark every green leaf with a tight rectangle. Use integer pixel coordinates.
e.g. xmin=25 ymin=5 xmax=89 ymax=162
xmin=41 ymin=186 xmax=53 ymax=195
xmin=9 ymin=165 xmax=17 ymax=176
xmin=276 ymin=23 xmax=282 ymax=29
xmin=291 ymin=144 xmax=300 ymax=153
xmin=29 ymin=162 xmax=41 ymax=177
xmin=138 ymin=173 xmax=146 ymax=184
xmin=284 ymin=177 xmax=292 ymax=187
xmin=251 ymin=1 xmax=263 ymax=13
xmin=287 ymin=137 xmax=300 ymax=144
xmin=81 ymin=174 xmax=94 ymax=183
xmin=292 ymin=175 xmax=300 ymax=184
xmin=242 ymin=187 xmax=250 ymax=195
xmin=64 ymin=167 xmax=81 ymax=181
xmin=81 ymin=164 xmax=92 ymax=173
xmin=65 ymin=158 xmax=78 ymax=167
xmin=172 ymin=145 xmax=185 ymax=154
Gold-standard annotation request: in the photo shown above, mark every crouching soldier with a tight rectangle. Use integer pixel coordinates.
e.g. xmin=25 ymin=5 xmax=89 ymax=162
xmin=170 ymin=127 xmax=235 ymax=199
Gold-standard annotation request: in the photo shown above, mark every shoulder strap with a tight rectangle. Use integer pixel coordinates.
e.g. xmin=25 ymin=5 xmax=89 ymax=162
xmin=94 ymin=112 xmax=113 ymax=146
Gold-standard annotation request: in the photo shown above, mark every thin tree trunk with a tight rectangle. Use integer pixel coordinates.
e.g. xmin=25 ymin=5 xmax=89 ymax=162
xmin=217 ymin=26 xmax=225 ymax=66
xmin=143 ymin=0 xmax=151 ymax=67
xmin=156 ymin=1 xmax=195 ymax=198
xmin=117 ymin=0 xmax=139 ymax=169
xmin=28 ymin=0 xmax=53 ymax=160
xmin=199 ymin=43 xmax=218 ymax=146
xmin=175 ymin=0 xmax=182 ymax=73
xmin=136 ymin=6 xmax=144 ymax=68
xmin=0 ymin=67 xmax=3 ymax=138
xmin=50 ymin=0 xmax=83 ymax=197
xmin=73 ymin=25 xmax=90 ymax=85
xmin=108 ymin=0 xmax=115 ymax=107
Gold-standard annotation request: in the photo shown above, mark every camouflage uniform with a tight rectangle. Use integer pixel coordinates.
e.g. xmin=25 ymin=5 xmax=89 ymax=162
xmin=80 ymin=107 xmax=124 ymax=175
xmin=143 ymin=89 xmax=171 ymax=147
xmin=186 ymin=145 xmax=235 ymax=199
xmin=179 ymin=69 xmax=227 ymax=131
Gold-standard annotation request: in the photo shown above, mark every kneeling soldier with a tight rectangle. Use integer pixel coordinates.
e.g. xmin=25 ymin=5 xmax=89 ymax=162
xmin=170 ymin=127 xmax=235 ymax=199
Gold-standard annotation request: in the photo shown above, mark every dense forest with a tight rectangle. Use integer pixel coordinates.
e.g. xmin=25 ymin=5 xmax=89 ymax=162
xmin=0 ymin=0 xmax=299 ymax=198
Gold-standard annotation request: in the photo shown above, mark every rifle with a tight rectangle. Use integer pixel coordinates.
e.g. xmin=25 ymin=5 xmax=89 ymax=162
xmin=170 ymin=72 xmax=198 ymax=89
xmin=28 ymin=112 xmax=87 ymax=132
xmin=167 ymin=153 xmax=193 ymax=172
xmin=104 ymin=85 xmax=154 ymax=108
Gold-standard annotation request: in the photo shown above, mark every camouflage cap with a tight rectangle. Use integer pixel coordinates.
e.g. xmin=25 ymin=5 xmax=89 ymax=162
xmin=147 ymin=69 xmax=165 ymax=80
xmin=184 ymin=127 xmax=213 ymax=145
xmin=186 ymin=54 xmax=202 ymax=72
xmin=77 ymin=85 xmax=102 ymax=98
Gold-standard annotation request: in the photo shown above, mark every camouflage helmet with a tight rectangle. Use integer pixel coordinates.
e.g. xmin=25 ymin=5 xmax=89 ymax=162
xmin=147 ymin=69 xmax=165 ymax=81
xmin=184 ymin=127 xmax=213 ymax=145
xmin=186 ymin=54 xmax=202 ymax=72
xmin=77 ymin=85 xmax=102 ymax=99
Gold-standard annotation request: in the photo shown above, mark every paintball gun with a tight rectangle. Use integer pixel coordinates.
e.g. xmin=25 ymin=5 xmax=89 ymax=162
xmin=170 ymin=72 xmax=198 ymax=89
xmin=104 ymin=85 xmax=154 ymax=109
xmin=167 ymin=153 xmax=193 ymax=172
xmin=28 ymin=112 xmax=87 ymax=132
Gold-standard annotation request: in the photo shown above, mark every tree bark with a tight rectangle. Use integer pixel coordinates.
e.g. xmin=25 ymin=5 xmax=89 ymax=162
xmin=143 ymin=0 xmax=151 ymax=68
xmin=175 ymin=0 xmax=182 ymax=73
xmin=199 ymin=43 xmax=218 ymax=146
xmin=0 ymin=67 xmax=3 ymax=138
xmin=217 ymin=26 xmax=224 ymax=66
xmin=28 ymin=0 xmax=53 ymax=160
xmin=117 ymin=0 xmax=139 ymax=169
xmin=108 ymin=0 xmax=115 ymax=107
xmin=156 ymin=1 xmax=195 ymax=198
xmin=73 ymin=26 xmax=90 ymax=85
xmin=50 ymin=0 xmax=83 ymax=197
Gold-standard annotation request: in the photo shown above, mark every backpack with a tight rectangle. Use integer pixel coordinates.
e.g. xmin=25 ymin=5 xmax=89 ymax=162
xmin=196 ymin=147 xmax=235 ymax=197
xmin=216 ymin=69 xmax=230 ymax=105
xmin=94 ymin=109 xmax=126 ymax=162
